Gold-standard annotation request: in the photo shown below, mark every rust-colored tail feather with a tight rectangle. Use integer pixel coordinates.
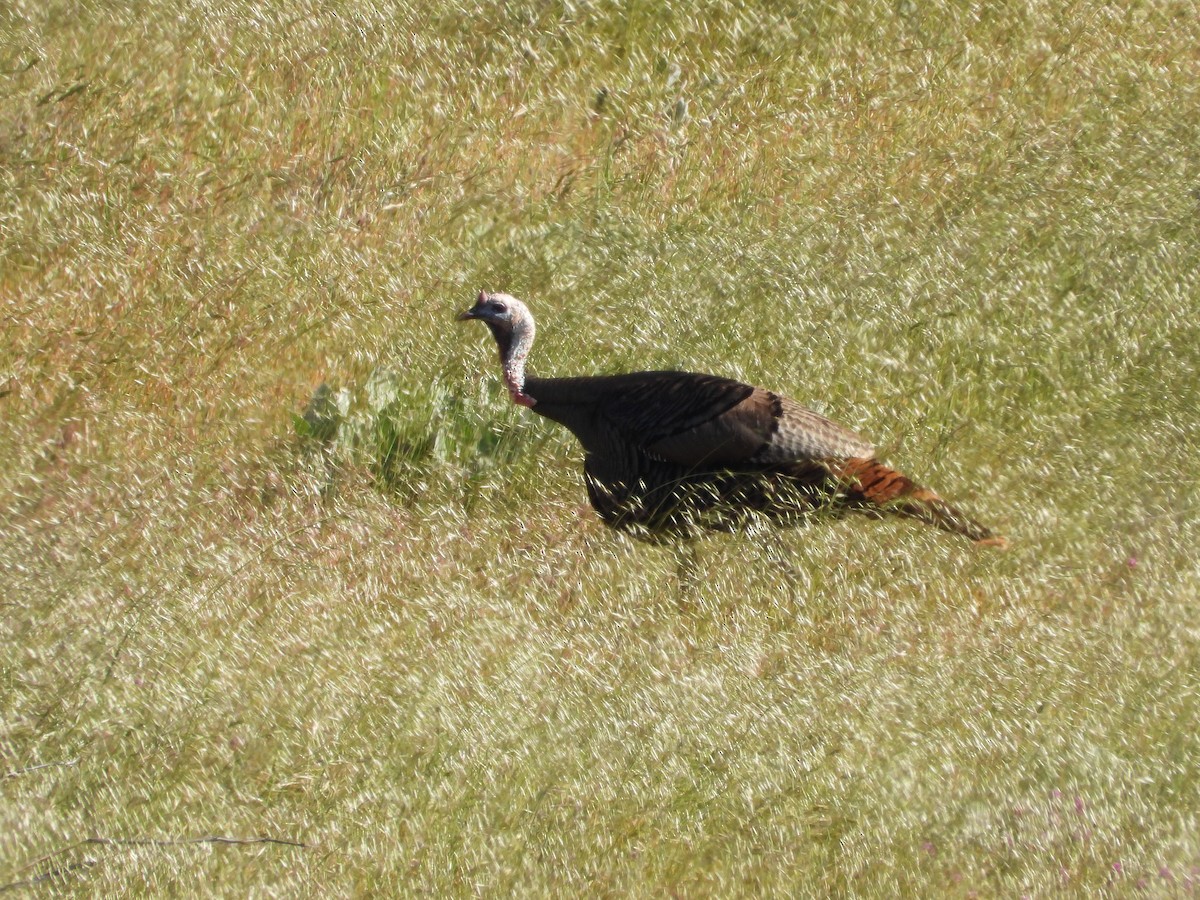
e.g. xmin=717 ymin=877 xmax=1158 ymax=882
xmin=835 ymin=458 xmax=1006 ymax=547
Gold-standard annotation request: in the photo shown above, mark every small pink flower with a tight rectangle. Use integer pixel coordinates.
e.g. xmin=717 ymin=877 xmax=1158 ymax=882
xmin=1159 ymin=866 xmax=1173 ymax=881
xmin=1126 ymin=556 xmax=1138 ymax=568
xmin=1112 ymin=861 xmax=1122 ymax=874
xmin=1050 ymin=788 xmax=1062 ymax=800
xmin=1075 ymin=796 xmax=1085 ymax=814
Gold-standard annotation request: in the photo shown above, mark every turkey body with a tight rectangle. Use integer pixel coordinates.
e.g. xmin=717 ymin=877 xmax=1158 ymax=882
xmin=524 ymin=370 xmax=990 ymax=543
xmin=459 ymin=292 xmax=1004 ymax=546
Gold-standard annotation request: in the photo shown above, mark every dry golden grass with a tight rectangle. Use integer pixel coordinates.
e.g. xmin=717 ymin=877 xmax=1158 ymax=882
xmin=2 ymin=0 xmax=1199 ymax=894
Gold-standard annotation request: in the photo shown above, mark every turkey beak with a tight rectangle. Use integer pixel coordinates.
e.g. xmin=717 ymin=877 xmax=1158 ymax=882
xmin=458 ymin=290 xmax=490 ymax=321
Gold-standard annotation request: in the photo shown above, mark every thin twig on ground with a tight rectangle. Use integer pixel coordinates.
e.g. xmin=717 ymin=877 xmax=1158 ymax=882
xmin=3 ymin=759 xmax=80 ymax=779
xmin=0 ymin=835 xmax=308 ymax=893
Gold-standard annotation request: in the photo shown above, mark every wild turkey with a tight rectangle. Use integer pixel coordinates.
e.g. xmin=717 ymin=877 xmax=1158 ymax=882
xmin=458 ymin=291 xmax=1005 ymax=547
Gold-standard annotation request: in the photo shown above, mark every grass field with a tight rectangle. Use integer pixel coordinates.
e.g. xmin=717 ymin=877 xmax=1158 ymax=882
xmin=3 ymin=0 xmax=1199 ymax=894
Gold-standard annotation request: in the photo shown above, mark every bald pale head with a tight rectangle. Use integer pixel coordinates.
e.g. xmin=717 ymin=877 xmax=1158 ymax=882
xmin=457 ymin=291 xmax=538 ymax=407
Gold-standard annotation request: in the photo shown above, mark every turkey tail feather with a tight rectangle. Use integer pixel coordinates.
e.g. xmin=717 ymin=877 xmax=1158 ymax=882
xmin=835 ymin=458 xmax=1006 ymax=547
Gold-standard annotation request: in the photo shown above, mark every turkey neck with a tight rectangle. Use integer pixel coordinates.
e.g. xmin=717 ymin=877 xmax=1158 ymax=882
xmin=486 ymin=316 xmax=535 ymax=403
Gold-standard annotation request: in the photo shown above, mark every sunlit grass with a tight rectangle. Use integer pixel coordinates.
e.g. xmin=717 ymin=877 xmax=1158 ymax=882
xmin=2 ymin=0 xmax=1199 ymax=894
